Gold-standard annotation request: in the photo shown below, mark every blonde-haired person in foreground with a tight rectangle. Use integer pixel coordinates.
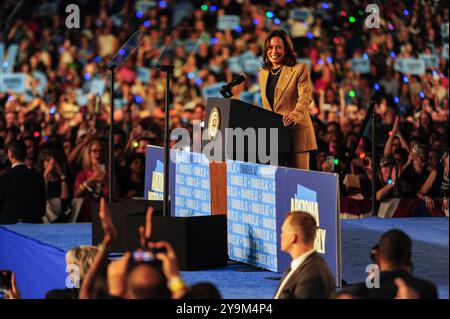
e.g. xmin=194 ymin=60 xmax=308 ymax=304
xmin=45 ymin=245 xmax=99 ymax=299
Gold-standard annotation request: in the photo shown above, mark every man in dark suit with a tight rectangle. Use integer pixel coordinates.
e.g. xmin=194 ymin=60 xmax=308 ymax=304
xmin=0 ymin=140 xmax=46 ymax=224
xmin=345 ymin=229 xmax=438 ymax=299
xmin=274 ymin=211 xmax=335 ymax=299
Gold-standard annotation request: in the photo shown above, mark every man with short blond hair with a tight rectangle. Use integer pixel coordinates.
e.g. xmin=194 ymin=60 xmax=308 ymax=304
xmin=274 ymin=211 xmax=335 ymax=299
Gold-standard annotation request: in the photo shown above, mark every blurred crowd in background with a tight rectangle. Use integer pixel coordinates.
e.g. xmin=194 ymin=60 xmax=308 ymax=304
xmin=0 ymin=0 xmax=448 ymax=221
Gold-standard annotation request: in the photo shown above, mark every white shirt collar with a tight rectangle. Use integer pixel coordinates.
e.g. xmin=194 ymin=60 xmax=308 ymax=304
xmin=290 ymin=249 xmax=316 ymax=273
xmin=11 ymin=162 xmax=26 ymax=169
xmin=274 ymin=249 xmax=316 ymax=299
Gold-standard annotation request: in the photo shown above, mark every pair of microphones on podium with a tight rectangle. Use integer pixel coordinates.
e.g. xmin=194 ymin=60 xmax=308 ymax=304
xmin=219 ymin=74 xmax=246 ymax=98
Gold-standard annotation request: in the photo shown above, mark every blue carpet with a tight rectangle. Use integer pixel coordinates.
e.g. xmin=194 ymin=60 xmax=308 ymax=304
xmin=1 ymin=218 xmax=448 ymax=299
xmin=341 ymin=218 xmax=449 ymax=299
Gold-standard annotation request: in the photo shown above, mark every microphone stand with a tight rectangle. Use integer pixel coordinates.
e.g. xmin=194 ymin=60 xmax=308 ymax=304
xmin=107 ymin=63 xmax=117 ymax=204
xmin=340 ymin=97 xmax=378 ymax=216
xmin=157 ymin=64 xmax=174 ymax=217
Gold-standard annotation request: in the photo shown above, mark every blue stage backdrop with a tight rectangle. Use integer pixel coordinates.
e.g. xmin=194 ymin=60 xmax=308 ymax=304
xmin=145 ymin=145 xmax=341 ymax=284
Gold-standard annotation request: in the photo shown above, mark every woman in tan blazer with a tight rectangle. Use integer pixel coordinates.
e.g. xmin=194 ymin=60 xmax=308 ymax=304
xmin=259 ymin=29 xmax=317 ymax=170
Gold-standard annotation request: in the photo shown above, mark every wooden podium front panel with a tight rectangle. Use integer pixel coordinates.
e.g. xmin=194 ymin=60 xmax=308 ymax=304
xmin=209 ymin=162 xmax=227 ymax=215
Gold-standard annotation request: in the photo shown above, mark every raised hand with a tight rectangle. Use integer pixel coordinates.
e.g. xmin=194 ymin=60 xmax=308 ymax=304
xmin=99 ymin=197 xmax=117 ymax=245
xmin=107 ymin=252 xmax=131 ymax=298
xmin=139 ymin=206 xmax=154 ymax=248
xmin=391 ymin=165 xmax=397 ymax=184
xmin=392 ymin=116 xmax=399 ymax=134
xmin=4 ymin=272 xmax=21 ymax=299
xmin=43 ymin=157 xmax=55 ymax=180
xmin=149 ymin=241 xmax=180 ymax=281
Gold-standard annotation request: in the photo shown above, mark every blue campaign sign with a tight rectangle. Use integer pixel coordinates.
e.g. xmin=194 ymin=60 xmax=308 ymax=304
xmin=113 ymin=98 xmax=128 ymax=109
xmin=184 ymin=39 xmax=200 ymax=55
xmin=135 ymin=0 xmax=157 ymax=12
xmin=0 ymin=73 xmax=26 ymax=93
xmin=297 ymin=58 xmax=311 ymax=69
xmin=419 ymin=54 xmax=439 ymax=69
xmin=352 ymin=58 xmax=371 ymax=74
xmin=38 ymin=1 xmax=58 ymax=17
xmin=227 ymin=161 xmax=278 ymax=270
xmin=238 ymin=51 xmax=256 ymax=64
xmin=0 ymin=43 xmax=19 ymax=73
xmin=136 ymin=66 xmax=151 ymax=83
xmin=32 ymin=71 xmax=48 ymax=96
xmin=394 ymin=58 xmax=426 ymax=75
xmin=202 ymin=82 xmax=226 ymax=99
xmin=227 ymin=56 xmax=243 ymax=74
xmin=239 ymin=91 xmax=255 ymax=105
xmin=289 ymin=8 xmax=311 ymax=21
xmin=217 ymin=15 xmax=241 ymax=30
xmin=243 ymin=57 xmax=263 ymax=75
xmin=173 ymin=150 xmax=211 ymax=217
xmin=275 ymin=167 xmax=340 ymax=284
xmin=143 ymin=146 xmax=340 ymax=281
xmin=253 ymin=92 xmax=262 ymax=108
xmin=441 ymin=23 xmax=449 ymax=42
xmin=443 ymin=43 xmax=449 ymax=61
xmin=90 ymin=79 xmax=106 ymax=96
xmin=76 ymin=92 xmax=89 ymax=107
xmin=144 ymin=145 xmax=176 ymax=213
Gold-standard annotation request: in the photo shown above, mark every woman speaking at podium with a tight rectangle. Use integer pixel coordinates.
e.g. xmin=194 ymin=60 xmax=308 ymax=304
xmin=259 ymin=29 xmax=317 ymax=170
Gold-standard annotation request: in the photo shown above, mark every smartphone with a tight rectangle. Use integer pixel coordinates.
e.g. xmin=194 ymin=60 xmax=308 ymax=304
xmin=132 ymin=251 xmax=154 ymax=263
xmin=131 ymin=247 xmax=167 ymax=263
xmin=322 ymin=103 xmax=332 ymax=112
xmin=98 ymin=164 xmax=106 ymax=173
xmin=326 ymin=156 xmax=335 ymax=172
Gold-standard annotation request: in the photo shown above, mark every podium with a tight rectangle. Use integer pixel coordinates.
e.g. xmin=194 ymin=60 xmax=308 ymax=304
xmin=203 ymin=98 xmax=291 ymax=166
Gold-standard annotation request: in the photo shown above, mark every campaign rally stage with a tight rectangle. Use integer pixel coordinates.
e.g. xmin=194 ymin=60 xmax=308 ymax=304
xmin=145 ymin=145 xmax=341 ymax=285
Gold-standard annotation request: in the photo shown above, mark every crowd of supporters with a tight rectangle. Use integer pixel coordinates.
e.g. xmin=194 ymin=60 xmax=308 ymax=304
xmin=0 ymin=0 xmax=448 ymax=221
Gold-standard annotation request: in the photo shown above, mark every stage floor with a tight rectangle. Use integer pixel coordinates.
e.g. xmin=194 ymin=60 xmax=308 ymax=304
xmin=0 ymin=218 xmax=448 ymax=299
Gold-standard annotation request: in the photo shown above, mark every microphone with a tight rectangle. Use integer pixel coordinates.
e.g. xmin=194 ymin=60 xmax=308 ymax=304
xmin=220 ymin=75 xmax=246 ymax=98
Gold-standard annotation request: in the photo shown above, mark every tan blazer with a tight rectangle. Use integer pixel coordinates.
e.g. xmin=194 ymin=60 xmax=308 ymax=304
xmin=259 ymin=62 xmax=317 ymax=153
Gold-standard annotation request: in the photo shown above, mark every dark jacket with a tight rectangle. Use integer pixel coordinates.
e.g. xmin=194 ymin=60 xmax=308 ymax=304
xmin=350 ymin=270 xmax=438 ymax=299
xmin=0 ymin=164 xmax=46 ymax=224
xmin=274 ymin=252 xmax=336 ymax=299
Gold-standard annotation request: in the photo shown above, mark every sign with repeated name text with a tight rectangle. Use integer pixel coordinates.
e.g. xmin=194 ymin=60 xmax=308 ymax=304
xmin=441 ymin=23 xmax=449 ymax=43
xmin=144 ymin=146 xmax=176 ymax=214
xmin=90 ymin=79 xmax=106 ymax=96
xmin=202 ymin=82 xmax=227 ymax=99
xmin=0 ymin=73 xmax=26 ymax=93
xmin=173 ymin=151 xmax=211 ymax=217
xmin=135 ymin=0 xmax=157 ymax=13
xmin=227 ymin=56 xmax=244 ymax=74
xmin=136 ymin=66 xmax=151 ymax=84
xmin=419 ymin=54 xmax=439 ymax=69
xmin=226 ymin=161 xmax=278 ymax=270
xmin=243 ymin=57 xmax=263 ymax=75
xmin=394 ymin=58 xmax=426 ymax=75
xmin=144 ymin=145 xmax=341 ymax=284
xmin=217 ymin=15 xmax=241 ymax=30
xmin=443 ymin=43 xmax=449 ymax=61
xmin=0 ymin=43 xmax=19 ymax=73
xmin=289 ymin=8 xmax=311 ymax=22
xmin=352 ymin=58 xmax=371 ymax=74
